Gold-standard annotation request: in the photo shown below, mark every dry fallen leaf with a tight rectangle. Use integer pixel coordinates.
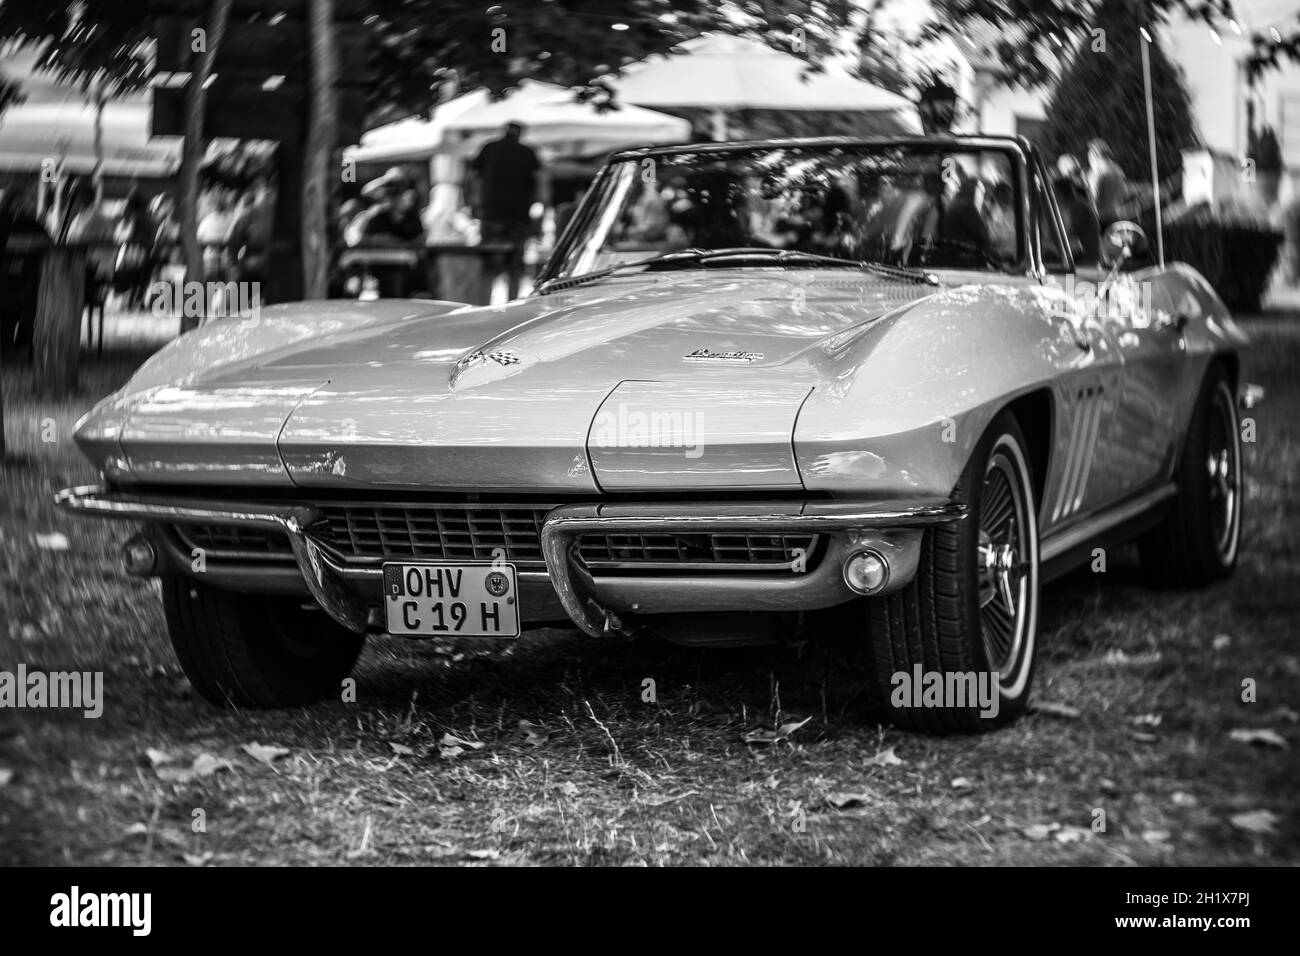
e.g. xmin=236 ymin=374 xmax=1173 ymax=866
xmin=1130 ymin=731 xmax=1159 ymax=742
xmin=156 ymin=752 xmax=233 ymax=783
xmin=866 ymin=746 xmax=903 ymax=767
xmin=518 ymin=720 xmax=550 ymax=747
xmin=439 ymin=732 xmax=485 ymax=751
xmin=145 ymin=748 xmax=176 ymax=768
xmin=743 ymin=716 xmax=811 ymax=745
xmin=1142 ymin=829 xmax=1172 ymax=844
xmin=1130 ymin=713 xmax=1163 ymax=727
xmin=1230 ymin=809 xmax=1279 ymax=835
xmin=1055 ymin=825 xmax=1092 ymax=844
xmin=1103 ymin=648 xmax=1162 ymax=666
xmin=0 ymin=768 xmax=12 ymax=787
xmin=824 ymin=791 xmax=874 ymax=809
xmin=1228 ymin=728 xmax=1289 ymax=749
xmin=242 ymin=743 xmax=291 ymax=766
xmin=182 ymin=851 xmax=214 ymax=866
xmin=1031 ymin=700 xmax=1081 ymax=719
xmin=466 ymin=848 xmax=500 ymax=860
xmin=1272 ymin=706 xmax=1299 ymax=724
xmin=1023 ymin=822 xmax=1061 ymax=841
xmin=389 ymin=742 xmax=416 ymax=756
xmin=1212 ymin=633 xmax=1233 ymax=652
xmin=35 ymin=532 xmax=69 ymax=551
xmin=1171 ymin=791 xmax=1197 ymax=807
xmin=951 ymin=777 xmax=974 ymax=790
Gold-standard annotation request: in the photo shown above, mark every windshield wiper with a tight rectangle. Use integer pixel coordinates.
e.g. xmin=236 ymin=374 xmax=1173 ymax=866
xmin=859 ymin=260 xmax=941 ymax=286
xmin=534 ymin=249 xmax=710 ymax=294
xmin=536 ymin=247 xmax=940 ymax=293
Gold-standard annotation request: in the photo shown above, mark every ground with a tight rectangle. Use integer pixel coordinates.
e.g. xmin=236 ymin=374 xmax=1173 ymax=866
xmin=1 ymin=320 xmax=1297 ymax=866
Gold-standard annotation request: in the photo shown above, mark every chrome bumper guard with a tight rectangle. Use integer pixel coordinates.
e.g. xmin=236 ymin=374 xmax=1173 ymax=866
xmin=54 ymin=486 xmax=965 ymax=638
xmin=539 ymin=499 xmax=965 ymax=636
xmin=53 ymin=485 xmax=369 ymax=633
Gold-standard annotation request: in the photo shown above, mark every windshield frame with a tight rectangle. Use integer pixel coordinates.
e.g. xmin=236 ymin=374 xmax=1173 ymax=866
xmin=535 ymin=135 xmax=1040 ymax=289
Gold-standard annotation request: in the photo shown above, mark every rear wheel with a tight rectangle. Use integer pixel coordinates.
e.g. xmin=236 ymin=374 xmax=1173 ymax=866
xmin=869 ymin=411 xmax=1040 ymax=732
xmin=1139 ymin=364 xmax=1241 ymax=586
xmin=162 ymin=577 xmax=364 ymax=708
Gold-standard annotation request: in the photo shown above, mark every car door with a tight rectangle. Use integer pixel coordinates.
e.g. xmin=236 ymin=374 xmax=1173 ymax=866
xmin=1032 ymin=168 xmax=1128 ymax=530
xmin=1073 ymin=262 xmax=1186 ymax=499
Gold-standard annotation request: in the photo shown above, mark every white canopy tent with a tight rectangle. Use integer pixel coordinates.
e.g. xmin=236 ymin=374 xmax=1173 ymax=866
xmin=346 ymin=80 xmax=690 ymax=245
xmin=594 ymin=33 xmax=919 ymax=139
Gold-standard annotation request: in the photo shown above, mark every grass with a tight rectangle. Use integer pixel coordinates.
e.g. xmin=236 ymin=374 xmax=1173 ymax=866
xmin=1 ymin=323 xmax=1297 ymax=866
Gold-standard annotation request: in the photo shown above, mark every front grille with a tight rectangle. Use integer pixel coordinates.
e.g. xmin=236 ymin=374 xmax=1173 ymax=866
xmin=576 ymin=532 xmax=818 ymax=571
xmin=176 ymin=504 xmax=819 ymax=575
xmin=316 ymin=504 xmax=551 ymax=567
xmin=177 ymin=524 xmax=294 ymax=560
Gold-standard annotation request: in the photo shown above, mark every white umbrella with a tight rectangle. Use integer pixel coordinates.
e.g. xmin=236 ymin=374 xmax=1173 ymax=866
xmin=348 ymin=80 xmax=689 ymax=165
xmin=600 ymin=33 xmax=918 ymax=138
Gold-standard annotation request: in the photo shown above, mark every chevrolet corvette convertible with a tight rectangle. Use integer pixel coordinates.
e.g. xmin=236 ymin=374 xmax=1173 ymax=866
xmin=57 ymin=135 xmax=1253 ymax=731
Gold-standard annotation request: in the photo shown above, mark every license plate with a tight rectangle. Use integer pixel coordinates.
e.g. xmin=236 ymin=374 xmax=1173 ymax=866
xmin=382 ymin=563 xmax=520 ymax=637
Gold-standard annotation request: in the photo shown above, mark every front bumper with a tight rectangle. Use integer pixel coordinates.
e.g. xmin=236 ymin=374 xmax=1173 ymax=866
xmin=53 ymin=485 xmax=965 ymax=637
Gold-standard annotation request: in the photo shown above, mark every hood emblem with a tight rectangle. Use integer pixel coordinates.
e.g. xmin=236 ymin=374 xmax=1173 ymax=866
xmin=684 ymin=347 xmax=764 ymax=364
xmin=458 ymin=348 xmax=521 ymax=371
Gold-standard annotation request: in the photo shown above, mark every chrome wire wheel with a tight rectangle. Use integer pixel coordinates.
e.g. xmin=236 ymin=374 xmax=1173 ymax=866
xmin=1206 ymin=380 xmax=1242 ymax=564
xmin=976 ymin=434 xmax=1039 ymax=698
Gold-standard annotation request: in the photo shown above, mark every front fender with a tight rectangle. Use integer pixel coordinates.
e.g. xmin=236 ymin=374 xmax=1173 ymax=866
xmin=794 ymin=283 xmax=1083 ymax=497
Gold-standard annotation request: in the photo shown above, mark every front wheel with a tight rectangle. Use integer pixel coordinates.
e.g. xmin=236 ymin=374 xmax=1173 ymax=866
xmin=869 ymin=411 xmax=1040 ymax=732
xmin=162 ymin=578 xmax=365 ymax=708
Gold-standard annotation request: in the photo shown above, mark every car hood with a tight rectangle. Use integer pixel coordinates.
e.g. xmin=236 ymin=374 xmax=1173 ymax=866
xmin=83 ymin=271 xmax=941 ymax=492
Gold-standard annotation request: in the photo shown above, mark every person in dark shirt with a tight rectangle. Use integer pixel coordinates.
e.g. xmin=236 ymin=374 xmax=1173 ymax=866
xmin=468 ymin=122 xmax=542 ymax=299
xmin=1053 ymin=154 xmax=1101 ymax=267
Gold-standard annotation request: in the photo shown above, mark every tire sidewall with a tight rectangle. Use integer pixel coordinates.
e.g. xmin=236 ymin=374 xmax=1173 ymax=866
xmin=963 ymin=412 xmax=1040 ymax=720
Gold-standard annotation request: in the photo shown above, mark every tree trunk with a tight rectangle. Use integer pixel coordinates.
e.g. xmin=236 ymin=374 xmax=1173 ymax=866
xmin=33 ymin=247 xmax=86 ymax=394
xmin=178 ymin=0 xmax=233 ymax=332
xmin=303 ymin=0 xmax=338 ymax=300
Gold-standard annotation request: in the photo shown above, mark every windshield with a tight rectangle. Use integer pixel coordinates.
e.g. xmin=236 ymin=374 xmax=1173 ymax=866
xmin=549 ymin=143 xmax=1024 ymax=280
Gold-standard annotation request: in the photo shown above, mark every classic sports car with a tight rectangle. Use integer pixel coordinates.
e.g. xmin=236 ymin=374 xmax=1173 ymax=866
xmin=57 ymin=135 xmax=1254 ymax=732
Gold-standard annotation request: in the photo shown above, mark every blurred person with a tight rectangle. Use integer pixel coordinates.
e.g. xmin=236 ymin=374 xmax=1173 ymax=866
xmin=62 ymin=179 xmax=117 ymax=307
xmin=1087 ymin=138 xmax=1130 ymax=229
xmin=197 ymin=192 xmax=235 ymax=280
xmin=1052 ymin=154 xmax=1101 ymax=265
xmin=149 ymin=193 xmax=181 ymax=267
xmin=228 ymin=175 xmax=276 ymax=283
xmin=113 ymin=189 xmax=154 ymax=308
xmin=337 ymin=198 xmax=365 ymax=246
xmin=985 ymin=180 xmax=1017 ymax=262
xmin=941 ymin=175 xmax=989 ymax=255
xmin=467 ymin=121 xmax=541 ymax=299
xmin=355 ymin=168 xmax=424 ymax=244
xmin=0 ymin=186 xmax=50 ymax=349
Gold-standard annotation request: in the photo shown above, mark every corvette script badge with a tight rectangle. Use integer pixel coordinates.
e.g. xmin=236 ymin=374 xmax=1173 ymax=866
xmin=683 ymin=348 xmax=764 ymax=364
